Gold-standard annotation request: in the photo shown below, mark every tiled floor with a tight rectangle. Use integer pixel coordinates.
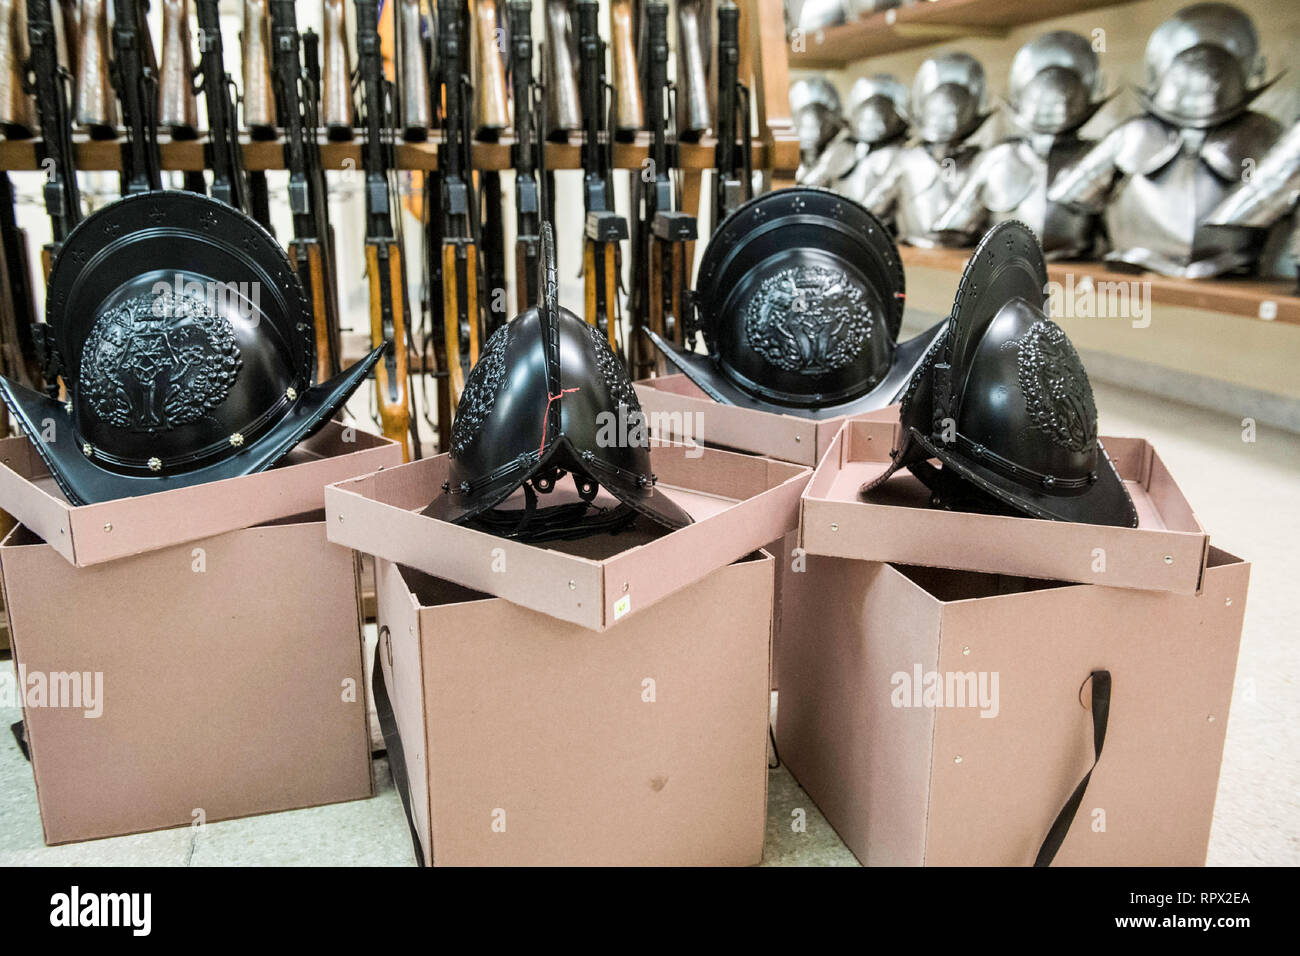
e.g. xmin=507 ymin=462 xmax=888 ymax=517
xmin=1 ymin=380 xmax=1295 ymax=866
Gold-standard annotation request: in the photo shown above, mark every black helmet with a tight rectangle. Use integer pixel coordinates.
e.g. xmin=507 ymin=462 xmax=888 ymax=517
xmin=423 ymin=223 xmax=692 ymax=541
xmin=861 ymin=220 xmax=1137 ymax=527
xmin=0 ymin=191 xmax=384 ymax=505
xmin=645 ymin=187 xmax=943 ymax=420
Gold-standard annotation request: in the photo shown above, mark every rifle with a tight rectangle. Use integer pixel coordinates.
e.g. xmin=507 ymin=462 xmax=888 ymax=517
xmin=508 ymin=0 xmax=542 ymax=313
xmin=75 ymin=0 xmax=115 ymax=138
xmin=24 ymin=0 xmax=81 ymax=258
xmin=321 ymin=0 xmax=352 ymax=140
xmin=629 ymin=0 xmax=694 ymax=380
xmin=111 ymin=0 xmax=161 ymax=194
xmin=0 ymin=173 xmax=40 ymax=389
xmin=21 ymin=0 xmax=80 ymax=391
xmin=576 ymin=0 xmax=625 ymax=353
xmin=608 ymin=0 xmax=639 ymax=141
xmin=396 ymin=0 xmax=429 ymax=142
xmin=303 ymin=26 xmax=344 ymax=354
xmin=241 ymin=0 xmax=276 ymax=233
xmin=358 ymin=0 xmax=413 ymax=460
xmin=436 ymin=0 xmax=480 ymax=411
xmin=271 ymin=0 xmax=341 ymax=385
xmin=711 ymin=0 xmax=750 ymax=230
xmin=472 ymin=0 xmax=508 ymax=339
xmin=194 ymin=0 xmax=247 ymax=212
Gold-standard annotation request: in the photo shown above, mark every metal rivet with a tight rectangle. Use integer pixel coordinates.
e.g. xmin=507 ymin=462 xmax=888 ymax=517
xmin=962 ymin=646 xmax=970 ymax=656
xmin=953 ymin=756 xmax=963 ymax=764
xmin=568 ymin=580 xmax=577 ymax=590
xmin=1224 ymin=597 xmax=1232 ymax=607
xmin=147 ymin=457 xmax=162 ymax=472
xmin=286 ymin=387 xmax=298 ymax=401
xmin=1207 ymin=715 xmax=1215 ymax=723
xmin=830 ymin=523 xmax=839 ymax=532
xmin=337 ymin=514 xmax=344 ymax=522
xmin=622 ymin=582 xmax=629 ymax=592
xmin=103 ymin=523 xmax=112 ymax=533
xmin=1163 ymin=555 xmax=1173 ymax=565
xmin=229 ymin=433 xmax=245 ymax=447
xmin=794 ymin=435 xmax=802 ymax=443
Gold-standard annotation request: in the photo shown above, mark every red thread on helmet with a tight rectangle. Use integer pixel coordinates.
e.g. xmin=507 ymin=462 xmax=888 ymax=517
xmin=539 ymin=388 xmax=580 ymax=455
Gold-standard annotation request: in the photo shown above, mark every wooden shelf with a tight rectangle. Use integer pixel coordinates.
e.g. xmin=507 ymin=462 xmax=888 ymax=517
xmin=900 ymin=245 xmax=1300 ymax=325
xmin=0 ymin=131 xmax=800 ymax=174
xmin=792 ymin=0 xmax=1133 ymax=68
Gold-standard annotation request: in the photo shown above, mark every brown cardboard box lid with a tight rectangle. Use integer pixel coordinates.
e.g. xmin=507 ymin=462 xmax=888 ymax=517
xmin=0 ymin=422 xmax=401 ymax=568
xmin=326 ymin=443 xmax=809 ymax=631
xmin=634 ymin=374 xmax=861 ymax=467
xmin=801 ymin=414 xmax=1210 ymax=594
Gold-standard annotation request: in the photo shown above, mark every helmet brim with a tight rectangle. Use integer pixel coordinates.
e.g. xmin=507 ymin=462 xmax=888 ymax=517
xmin=0 ymin=345 xmax=385 ymax=506
xmin=902 ymin=427 xmax=1138 ymax=527
xmin=644 ymin=321 xmax=944 ymax=421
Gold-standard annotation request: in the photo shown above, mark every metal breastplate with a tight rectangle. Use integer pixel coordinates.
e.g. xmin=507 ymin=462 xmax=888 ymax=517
xmin=837 ymin=140 xmax=903 ymax=206
xmin=983 ymin=138 xmax=1098 ymax=260
xmin=1103 ymin=112 xmax=1281 ymax=277
xmin=801 ymin=132 xmax=861 ymax=188
xmin=891 ymin=144 xmax=978 ymax=246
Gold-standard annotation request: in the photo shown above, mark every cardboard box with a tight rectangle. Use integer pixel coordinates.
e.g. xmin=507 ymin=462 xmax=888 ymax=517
xmin=803 ymin=417 xmax=1211 ymax=594
xmin=774 ymin=549 xmax=1249 ymax=866
xmin=2 ymin=515 xmax=375 ymax=844
xmin=633 ymin=377 xmax=898 ymax=690
xmin=0 ymin=421 xmax=397 ymax=567
xmin=326 ymin=443 xmax=809 ymax=631
xmin=634 ymin=374 xmax=853 ymax=467
xmin=374 ymin=551 xmax=774 ymax=866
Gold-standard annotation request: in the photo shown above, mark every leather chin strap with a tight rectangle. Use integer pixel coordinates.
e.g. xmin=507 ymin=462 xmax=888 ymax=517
xmin=465 ymin=472 xmax=640 ymax=542
xmin=1035 ymin=669 xmax=1111 ymax=866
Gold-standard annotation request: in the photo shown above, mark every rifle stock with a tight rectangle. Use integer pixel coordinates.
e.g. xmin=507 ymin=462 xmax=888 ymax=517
xmin=608 ymin=0 xmax=639 ymax=140
xmin=321 ymin=0 xmax=353 ymax=140
xmin=158 ymin=0 xmax=197 ymax=138
xmin=369 ymin=241 xmax=412 ymax=456
xmin=242 ymin=0 xmax=275 ymax=135
xmin=76 ymin=0 xmax=116 ymax=137
xmin=675 ymin=0 xmax=709 ymax=141
xmin=396 ymin=0 xmax=429 ymax=141
xmin=543 ymin=0 xmax=578 ymax=139
xmin=1 ymin=0 xmax=34 ymax=136
xmin=472 ymin=0 xmax=507 ymax=139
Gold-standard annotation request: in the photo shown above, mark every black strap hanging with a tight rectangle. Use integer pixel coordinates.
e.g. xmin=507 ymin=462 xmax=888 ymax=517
xmin=1035 ymin=670 xmax=1111 ymax=867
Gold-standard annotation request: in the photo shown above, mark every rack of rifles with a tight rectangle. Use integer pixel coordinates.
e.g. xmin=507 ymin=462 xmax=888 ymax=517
xmin=0 ymin=0 xmax=759 ymax=461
